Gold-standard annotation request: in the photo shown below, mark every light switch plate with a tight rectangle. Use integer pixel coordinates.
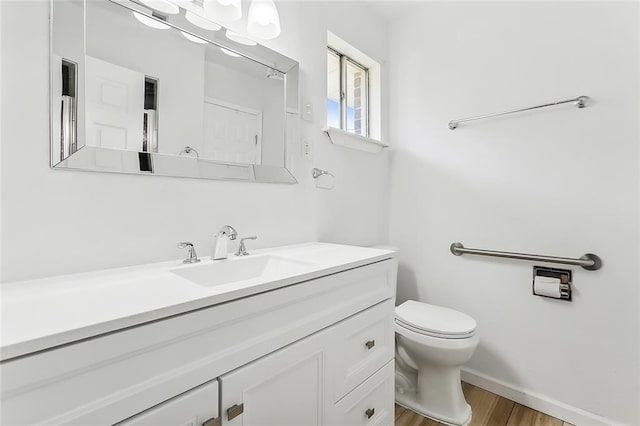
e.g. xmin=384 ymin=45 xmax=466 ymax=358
xmin=302 ymin=138 xmax=313 ymax=159
xmin=301 ymin=100 xmax=313 ymax=122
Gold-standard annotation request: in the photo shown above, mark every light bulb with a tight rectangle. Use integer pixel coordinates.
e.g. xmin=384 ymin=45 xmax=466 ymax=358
xmin=138 ymin=0 xmax=179 ymax=14
xmin=247 ymin=0 xmax=280 ymax=39
xmin=203 ymin=0 xmax=242 ymax=23
xmin=182 ymin=32 xmax=208 ymax=44
xmin=185 ymin=10 xmax=222 ymax=31
xmin=133 ymin=12 xmax=170 ymax=30
xmin=225 ymin=30 xmax=257 ymax=46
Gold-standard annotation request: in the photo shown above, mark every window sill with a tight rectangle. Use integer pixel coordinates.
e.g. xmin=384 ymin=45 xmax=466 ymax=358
xmin=322 ymin=127 xmax=389 ymax=153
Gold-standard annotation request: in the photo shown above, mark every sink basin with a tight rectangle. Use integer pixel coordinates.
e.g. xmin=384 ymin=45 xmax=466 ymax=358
xmin=170 ymin=255 xmax=315 ymax=287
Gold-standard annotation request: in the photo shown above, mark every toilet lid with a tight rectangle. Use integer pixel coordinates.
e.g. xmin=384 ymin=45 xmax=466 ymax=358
xmin=395 ymin=301 xmax=476 ymax=338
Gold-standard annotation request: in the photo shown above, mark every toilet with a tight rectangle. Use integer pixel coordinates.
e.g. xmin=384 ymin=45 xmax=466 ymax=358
xmin=395 ymin=300 xmax=479 ymax=426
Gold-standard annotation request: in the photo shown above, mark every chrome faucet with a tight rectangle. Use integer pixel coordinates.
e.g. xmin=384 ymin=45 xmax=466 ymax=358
xmin=212 ymin=225 xmax=238 ymax=260
xmin=178 ymin=242 xmax=200 ymax=264
xmin=235 ymin=236 xmax=257 ymax=256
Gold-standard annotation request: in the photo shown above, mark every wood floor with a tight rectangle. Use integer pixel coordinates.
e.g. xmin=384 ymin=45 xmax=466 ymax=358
xmin=395 ymin=382 xmax=573 ymax=426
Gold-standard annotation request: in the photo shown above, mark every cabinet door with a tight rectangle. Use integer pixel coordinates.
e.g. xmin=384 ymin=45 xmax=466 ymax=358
xmin=118 ymin=379 xmax=219 ymax=426
xmin=219 ymin=333 xmax=326 ymax=426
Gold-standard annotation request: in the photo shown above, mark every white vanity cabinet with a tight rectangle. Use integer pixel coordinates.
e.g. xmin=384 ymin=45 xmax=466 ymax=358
xmin=219 ymin=299 xmax=395 ymax=426
xmin=1 ymin=255 xmax=397 ymax=426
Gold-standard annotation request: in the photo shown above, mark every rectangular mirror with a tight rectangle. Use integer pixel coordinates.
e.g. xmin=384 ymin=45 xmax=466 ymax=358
xmin=50 ymin=0 xmax=299 ymax=183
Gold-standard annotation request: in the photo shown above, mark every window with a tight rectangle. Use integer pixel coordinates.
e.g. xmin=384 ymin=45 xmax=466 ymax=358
xmin=327 ymin=47 xmax=369 ymax=137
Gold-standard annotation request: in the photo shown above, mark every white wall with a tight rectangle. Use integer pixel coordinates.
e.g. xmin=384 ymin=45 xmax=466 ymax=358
xmin=0 ymin=1 xmax=389 ymax=282
xmin=388 ymin=2 xmax=639 ymax=425
xmin=267 ymin=1 xmax=390 ymax=249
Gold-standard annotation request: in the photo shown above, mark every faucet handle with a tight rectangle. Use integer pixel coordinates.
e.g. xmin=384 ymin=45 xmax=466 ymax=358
xmin=235 ymin=236 xmax=257 ymax=257
xmin=178 ymin=242 xmax=200 ymax=264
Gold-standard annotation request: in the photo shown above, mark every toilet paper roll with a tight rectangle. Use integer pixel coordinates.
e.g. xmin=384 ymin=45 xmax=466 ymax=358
xmin=533 ymin=276 xmax=561 ymax=298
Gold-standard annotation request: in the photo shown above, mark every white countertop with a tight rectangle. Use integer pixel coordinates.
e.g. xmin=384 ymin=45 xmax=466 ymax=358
xmin=0 ymin=243 xmax=394 ymax=361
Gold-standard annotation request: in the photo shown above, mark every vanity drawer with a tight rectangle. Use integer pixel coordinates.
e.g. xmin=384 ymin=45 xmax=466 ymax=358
xmin=329 ymin=299 xmax=395 ymax=402
xmin=328 ymin=361 xmax=395 ymax=426
xmin=117 ymin=379 xmax=219 ymax=426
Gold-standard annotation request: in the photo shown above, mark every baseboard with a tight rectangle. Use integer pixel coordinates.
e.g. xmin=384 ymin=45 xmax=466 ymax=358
xmin=461 ymin=368 xmax=625 ymax=426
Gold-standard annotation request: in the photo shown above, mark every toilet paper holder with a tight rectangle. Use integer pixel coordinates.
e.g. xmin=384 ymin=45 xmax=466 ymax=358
xmin=533 ymin=266 xmax=572 ymax=301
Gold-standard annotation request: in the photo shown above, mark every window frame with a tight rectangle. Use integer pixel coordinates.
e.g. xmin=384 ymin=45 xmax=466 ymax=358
xmin=328 ymin=47 xmax=370 ymax=137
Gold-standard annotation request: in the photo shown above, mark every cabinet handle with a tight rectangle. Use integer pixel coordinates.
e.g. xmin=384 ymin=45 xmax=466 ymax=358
xmin=202 ymin=417 xmax=221 ymax=426
xmin=365 ymin=340 xmax=375 ymax=350
xmin=365 ymin=408 xmax=375 ymax=419
xmin=227 ymin=403 xmax=244 ymax=421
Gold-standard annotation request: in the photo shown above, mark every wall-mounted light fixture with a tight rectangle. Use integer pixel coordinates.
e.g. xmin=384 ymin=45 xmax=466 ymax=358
xmin=247 ymin=0 xmax=281 ymax=39
xmin=204 ymin=0 xmax=242 ymax=23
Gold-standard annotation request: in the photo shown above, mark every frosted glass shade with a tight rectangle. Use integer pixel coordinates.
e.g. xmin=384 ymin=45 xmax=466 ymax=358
xmin=181 ymin=32 xmax=208 ymax=43
xmin=247 ymin=0 xmax=281 ymax=39
xmin=220 ymin=48 xmax=241 ymax=57
xmin=203 ymin=0 xmax=242 ymax=23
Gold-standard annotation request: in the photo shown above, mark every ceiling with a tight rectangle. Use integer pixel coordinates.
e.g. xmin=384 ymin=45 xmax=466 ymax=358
xmin=364 ymin=1 xmax=427 ymax=22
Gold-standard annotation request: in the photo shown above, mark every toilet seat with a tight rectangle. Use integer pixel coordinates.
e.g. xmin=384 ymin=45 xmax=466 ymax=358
xmin=396 ymin=301 xmax=476 ymax=339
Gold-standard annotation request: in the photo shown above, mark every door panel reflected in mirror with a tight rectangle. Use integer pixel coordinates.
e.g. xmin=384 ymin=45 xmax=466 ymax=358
xmin=51 ymin=0 xmax=298 ymax=183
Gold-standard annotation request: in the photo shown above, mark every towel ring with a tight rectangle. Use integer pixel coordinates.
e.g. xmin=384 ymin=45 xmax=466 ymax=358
xmin=312 ymin=168 xmax=335 ymax=190
xmin=179 ymin=146 xmax=200 ymax=158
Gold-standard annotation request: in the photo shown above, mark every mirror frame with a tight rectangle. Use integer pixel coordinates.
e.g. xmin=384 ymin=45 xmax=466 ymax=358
xmin=50 ymin=0 xmax=299 ymax=184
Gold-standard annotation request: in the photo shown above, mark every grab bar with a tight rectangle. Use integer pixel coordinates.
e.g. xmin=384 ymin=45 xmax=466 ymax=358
xmin=448 ymin=96 xmax=589 ymax=130
xmin=450 ymin=242 xmax=602 ymax=271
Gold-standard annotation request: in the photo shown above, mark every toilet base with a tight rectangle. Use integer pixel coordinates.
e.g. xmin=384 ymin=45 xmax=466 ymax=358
xmin=396 ymin=390 xmax=471 ymax=426
xmin=394 ymin=327 xmax=479 ymax=426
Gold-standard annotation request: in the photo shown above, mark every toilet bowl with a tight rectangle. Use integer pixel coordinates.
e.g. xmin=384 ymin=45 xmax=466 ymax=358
xmin=395 ymin=301 xmax=479 ymax=426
